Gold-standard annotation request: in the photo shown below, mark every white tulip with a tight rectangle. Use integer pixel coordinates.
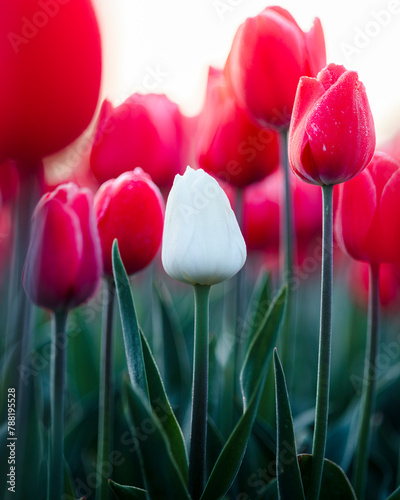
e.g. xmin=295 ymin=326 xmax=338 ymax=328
xmin=162 ymin=166 xmax=246 ymax=286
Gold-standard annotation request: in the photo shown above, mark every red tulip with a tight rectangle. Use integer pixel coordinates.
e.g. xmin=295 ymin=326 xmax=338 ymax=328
xmin=0 ymin=0 xmax=102 ymax=162
xmin=289 ymin=64 xmax=376 ymax=186
xmin=90 ymin=94 xmax=187 ymax=190
xmin=225 ymin=6 xmax=326 ymax=129
xmin=335 ymin=151 xmax=400 ymax=263
xmin=23 ymin=182 xmax=102 ymax=311
xmin=196 ymin=67 xmax=279 ymax=187
xmin=94 ymin=168 xmax=165 ymax=276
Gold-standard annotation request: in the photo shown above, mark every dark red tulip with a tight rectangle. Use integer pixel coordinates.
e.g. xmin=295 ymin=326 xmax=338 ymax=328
xmin=94 ymin=168 xmax=165 ymax=276
xmin=196 ymin=67 xmax=279 ymax=187
xmin=289 ymin=64 xmax=376 ymax=186
xmin=335 ymin=151 xmax=400 ymax=263
xmin=90 ymin=94 xmax=187 ymax=190
xmin=23 ymin=182 xmax=102 ymax=311
xmin=0 ymin=0 xmax=102 ymax=163
xmin=225 ymin=6 xmax=326 ymax=129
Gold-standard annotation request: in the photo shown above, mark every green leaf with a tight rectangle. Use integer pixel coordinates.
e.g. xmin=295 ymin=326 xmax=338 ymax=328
xmin=140 ymin=329 xmax=188 ymax=482
xmin=298 ymin=454 xmax=356 ymax=499
xmin=154 ymin=280 xmax=191 ymax=402
xmin=242 ymin=270 xmax=271 ymax=353
xmin=112 ymin=239 xmax=149 ymax=398
xmin=124 ymin=381 xmax=190 ymax=500
xmin=64 ymin=459 xmax=76 ymax=498
xmin=256 ymin=478 xmax=279 ymax=500
xmin=387 ymin=484 xmax=400 ymax=500
xmin=241 ymin=285 xmax=287 ymax=409
xmin=265 ymin=455 xmax=356 ymax=500
xmin=200 ymin=285 xmax=287 ymax=500
xmin=273 ymin=349 xmax=305 ymax=500
xmin=113 ymin=239 xmax=188 ymax=484
xmin=109 ymin=479 xmax=147 ymax=500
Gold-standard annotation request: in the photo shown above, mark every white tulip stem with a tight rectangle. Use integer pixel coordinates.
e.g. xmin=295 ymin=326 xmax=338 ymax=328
xmin=189 ymin=284 xmax=211 ymax=500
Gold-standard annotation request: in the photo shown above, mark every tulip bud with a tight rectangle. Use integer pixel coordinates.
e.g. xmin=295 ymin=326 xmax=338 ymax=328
xmin=162 ymin=166 xmax=246 ymax=285
xmin=225 ymin=6 xmax=326 ymax=129
xmin=289 ymin=64 xmax=376 ymax=186
xmin=196 ymin=67 xmax=279 ymax=187
xmin=94 ymin=168 xmax=165 ymax=276
xmin=90 ymin=94 xmax=187 ymax=189
xmin=335 ymin=151 xmax=400 ymax=263
xmin=23 ymin=183 xmax=102 ymax=311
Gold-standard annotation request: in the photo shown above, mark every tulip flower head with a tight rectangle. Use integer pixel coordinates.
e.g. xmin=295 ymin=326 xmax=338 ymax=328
xmin=162 ymin=166 xmax=246 ymax=286
xmin=196 ymin=67 xmax=279 ymax=187
xmin=225 ymin=6 xmax=326 ymax=129
xmin=335 ymin=151 xmax=400 ymax=264
xmin=94 ymin=168 xmax=165 ymax=276
xmin=23 ymin=183 xmax=102 ymax=311
xmin=90 ymin=94 xmax=187 ymax=189
xmin=0 ymin=0 xmax=102 ymax=162
xmin=289 ymin=64 xmax=376 ymax=186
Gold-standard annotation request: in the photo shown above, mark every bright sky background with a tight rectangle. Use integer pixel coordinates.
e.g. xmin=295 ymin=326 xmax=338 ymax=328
xmin=94 ymin=0 xmax=400 ymax=145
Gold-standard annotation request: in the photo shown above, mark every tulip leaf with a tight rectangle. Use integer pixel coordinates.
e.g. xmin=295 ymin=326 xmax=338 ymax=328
xmin=154 ymin=280 xmax=191 ymax=404
xmin=298 ymin=454 xmax=356 ymax=499
xmin=64 ymin=459 xmax=76 ymax=498
xmin=139 ymin=328 xmax=189 ymax=483
xmin=108 ymin=480 xmax=147 ymax=500
xmin=242 ymin=270 xmax=271 ymax=352
xmin=387 ymin=485 xmax=400 ymax=500
xmin=273 ymin=349 xmax=305 ymax=500
xmin=123 ymin=380 xmax=191 ymax=500
xmin=200 ymin=285 xmax=287 ymax=500
xmin=263 ymin=455 xmax=356 ymax=500
xmin=112 ymin=239 xmax=149 ymax=398
xmin=255 ymin=478 xmax=279 ymax=500
xmin=241 ymin=285 xmax=287 ymax=409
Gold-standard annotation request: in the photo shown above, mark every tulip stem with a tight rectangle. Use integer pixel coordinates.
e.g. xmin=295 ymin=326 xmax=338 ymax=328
xmin=353 ymin=263 xmax=380 ymax=500
xmin=96 ymin=279 xmax=115 ymax=500
xmin=189 ymin=284 xmax=211 ymax=500
xmin=280 ymin=130 xmax=296 ymax=376
xmin=234 ymin=187 xmax=245 ymax=384
xmin=308 ymin=184 xmax=333 ymax=500
xmin=47 ymin=309 xmax=68 ymax=500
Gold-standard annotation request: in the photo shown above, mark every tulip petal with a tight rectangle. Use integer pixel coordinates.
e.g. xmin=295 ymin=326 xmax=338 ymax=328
xmin=23 ymin=198 xmax=83 ymax=311
xmin=305 ymin=17 xmax=327 ymax=77
xmin=304 ymin=71 xmax=375 ymax=185
xmin=162 ymin=167 xmax=246 ymax=286
xmin=334 ymin=171 xmax=377 ymax=262
xmin=380 ymin=168 xmax=400 ymax=261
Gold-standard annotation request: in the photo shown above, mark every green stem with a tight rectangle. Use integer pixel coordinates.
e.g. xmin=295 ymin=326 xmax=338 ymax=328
xmin=308 ymin=184 xmax=334 ymax=500
xmin=280 ymin=130 xmax=295 ymax=374
xmin=47 ymin=309 xmax=68 ymax=500
xmin=96 ymin=279 xmax=115 ymax=500
xmin=189 ymin=284 xmax=211 ymax=500
xmin=353 ymin=263 xmax=380 ymax=500
xmin=234 ymin=187 xmax=245 ymax=386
